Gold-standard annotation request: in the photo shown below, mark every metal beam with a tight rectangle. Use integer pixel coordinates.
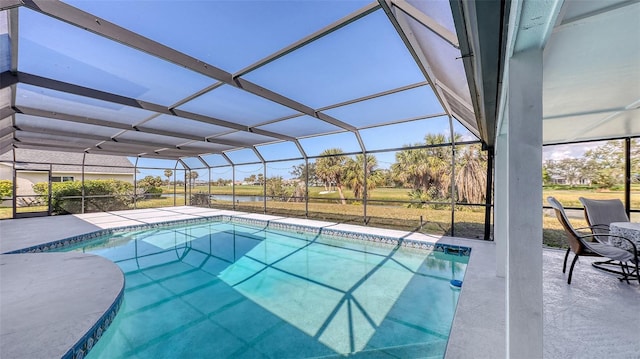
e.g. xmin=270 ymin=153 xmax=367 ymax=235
xmin=220 ymin=152 xmax=233 ymax=166
xmin=0 ymin=0 xmax=22 ymax=12
xmin=294 ymin=139 xmax=307 ymax=159
xmin=251 ymin=146 xmax=265 ymax=163
xmin=0 ymin=123 xmax=13 ymax=138
xmin=0 ymin=71 xmax=18 ymax=89
xmin=449 ymin=0 xmax=507 ymax=147
xmin=0 ymin=106 xmax=15 ymax=121
xmin=378 ymin=0 xmax=454 ymax=119
xmin=624 ymin=137 xmax=631 ymax=218
xmin=390 ymin=0 xmax=460 ymax=49
xmin=8 ymin=7 xmax=19 ymax=73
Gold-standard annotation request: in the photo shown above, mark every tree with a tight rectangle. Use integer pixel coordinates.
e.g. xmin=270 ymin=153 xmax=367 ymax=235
xmin=391 ymin=134 xmax=453 ymax=201
xmin=315 ymin=148 xmax=347 ymax=204
xmin=454 ymin=144 xmax=487 ymax=204
xmin=265 ymin=176 xmax=290 ymax=201
xmin=137 ymin=175 xmax=163 ymax=198
xmin=583 ymin=139 xmax=640 ymax=187
xmin=290 ymin=162 xmax=318 ymax=185
xmin=188 ymin=171 xmax=199 ymax=188
xmin=343 ymin=154 xmax=383 ymax=200
xmin=164 ymin=169 xmax=173 ymax=188
xmin=542 ymin=167 xmax=551 ymax=186
xmin=137 ymin=175 xmax=163 ymax=189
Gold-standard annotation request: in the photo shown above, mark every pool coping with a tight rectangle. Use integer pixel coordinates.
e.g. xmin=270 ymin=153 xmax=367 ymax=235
xmin=0 ymin=252 xmax=125 ymax=359
xmin=4 ymin=214 xmax=472 ymax=257
xmin=0 ymin=207 xmax=501 ymax=358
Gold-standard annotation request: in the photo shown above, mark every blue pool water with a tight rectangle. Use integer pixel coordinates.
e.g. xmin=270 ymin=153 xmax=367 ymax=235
xmin=65 ymin=221 xmax=468 ymax=358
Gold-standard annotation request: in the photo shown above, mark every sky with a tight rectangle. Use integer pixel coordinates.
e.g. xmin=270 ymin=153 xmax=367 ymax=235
xmin=542 ymin=142 xmax=601 ymax=162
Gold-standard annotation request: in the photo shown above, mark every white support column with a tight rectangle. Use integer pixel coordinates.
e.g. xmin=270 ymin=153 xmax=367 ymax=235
xmin=504 ymin=47 xmax=544 ymax=358
xmin=494 ymin=130 xmax=508 ymax=278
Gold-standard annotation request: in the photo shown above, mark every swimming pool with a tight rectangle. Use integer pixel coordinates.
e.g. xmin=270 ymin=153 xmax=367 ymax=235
xmin=64 ymin=220 xmax=468 ymax=358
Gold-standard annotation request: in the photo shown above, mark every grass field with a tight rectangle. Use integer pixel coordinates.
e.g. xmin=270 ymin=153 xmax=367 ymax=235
xmin=2 ymin=185 xmax=638 ymax=248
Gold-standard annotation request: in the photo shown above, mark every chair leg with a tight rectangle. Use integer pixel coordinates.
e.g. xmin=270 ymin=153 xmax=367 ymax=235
xmin=568 ymin=254 xmax=579 ymax=284
xmin=619 ymin=262 xmax=630 ymax=284
xmin=563 ymin=248 xmax=570 ymax=273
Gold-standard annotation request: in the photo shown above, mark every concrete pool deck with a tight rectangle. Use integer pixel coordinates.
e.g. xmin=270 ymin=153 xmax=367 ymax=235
xmin=0 ymin=206 xmax=638 ymax=358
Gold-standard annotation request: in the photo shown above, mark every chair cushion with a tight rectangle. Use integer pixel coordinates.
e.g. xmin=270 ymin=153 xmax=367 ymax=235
xmin=587 ymin=242 xmax=635 ymax=263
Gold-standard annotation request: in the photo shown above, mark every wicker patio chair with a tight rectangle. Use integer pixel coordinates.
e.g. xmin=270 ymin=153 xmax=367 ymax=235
xmin=547 ymin=197 xmax=639 ymax=284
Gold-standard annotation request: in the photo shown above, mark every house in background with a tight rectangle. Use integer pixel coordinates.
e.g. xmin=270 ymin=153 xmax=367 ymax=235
xmin=0 ymin=149 xmax=135 ymax=197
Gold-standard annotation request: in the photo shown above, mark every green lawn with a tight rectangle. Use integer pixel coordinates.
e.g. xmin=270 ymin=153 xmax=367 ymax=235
xmin=2 ymin=185 xmax=637 ymax=248
xmin=178 ymin=185 xmax=426 ymax=202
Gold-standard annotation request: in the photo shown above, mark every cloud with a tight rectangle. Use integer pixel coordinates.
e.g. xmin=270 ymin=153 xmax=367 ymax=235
xmin=543 ymin=142 xmax=602 ymax=161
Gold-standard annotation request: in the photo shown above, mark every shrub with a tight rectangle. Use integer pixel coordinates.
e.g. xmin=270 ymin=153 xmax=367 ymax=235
xmin=33 ymin=179 xmax=133 ymax=214
xmin=0 ymin=180 xmax=12 ymax=198
xmin=190 ymin=192 xmax=210 ymax=207
xmin=143 ymin=186 xmax=163 ymax=199
xmin=266 ymin=176 xmax=291 ymax=201
xmin=138 ymin=175 xmax=164 ymax=189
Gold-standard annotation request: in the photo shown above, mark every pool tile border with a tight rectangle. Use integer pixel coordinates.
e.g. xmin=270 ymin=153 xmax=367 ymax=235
xmin=63 ymin=286 xmax=124 ymax=359
xmin=5 ymin=215 xmax=470 ymax=257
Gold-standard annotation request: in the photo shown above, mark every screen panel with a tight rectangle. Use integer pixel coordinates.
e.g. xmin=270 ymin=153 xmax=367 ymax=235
xmin=16 ymin=83 xmax=154 ymax=125
xmin=177 ymin=85 xmax=299 ymax=126
xmin=360 ymin=116 xmax=452 ymax=150
xmin=255 ymin=115 xmax=342 ymax=138
xmin=256 ymin=141 xmax=303 ymax=161
xmin=18 ymin=8 xmax=214 ymax=106
xmin=300 ymin=131 xmax=361 ymax=157
xmin=243 ymin=10 xmax=425 ymax=109
xmin=62 ymin=0 xmax=369 ymax=72
xmin=323 ymin=85 xmax=444 ymax=129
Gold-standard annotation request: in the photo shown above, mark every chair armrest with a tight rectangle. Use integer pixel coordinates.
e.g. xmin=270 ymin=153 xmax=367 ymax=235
xmin=575 ymin=224 xmax=609 ymax=231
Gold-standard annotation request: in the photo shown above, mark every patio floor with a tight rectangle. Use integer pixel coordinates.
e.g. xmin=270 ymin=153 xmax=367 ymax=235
xmin=0 ymin=207 xmax=637 ymax=358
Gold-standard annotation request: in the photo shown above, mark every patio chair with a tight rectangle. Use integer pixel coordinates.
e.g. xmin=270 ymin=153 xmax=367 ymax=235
xmin=547 ymin=197 xmax=639 ymax=284
xmin=578 ymin=197 xmax=629 ymax=241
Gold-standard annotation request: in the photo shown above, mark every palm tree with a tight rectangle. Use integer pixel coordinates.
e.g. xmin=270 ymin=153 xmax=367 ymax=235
xmin=344 ymin=154 xmax=381 ymax=199
xmin=391 ymin=133 xmax=467 ymax=206
xmin=316 ymin=148 xmax=347 ymax=204
xmin=164 ymin=169 xmax=173 ymax=188
xmin=188 ymin=171 xmax=199 ymax=188
xmin=454 ymin=144 xmax=487 ymax=204
xmin=392 ymin=134 xmax=452 ymax=198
